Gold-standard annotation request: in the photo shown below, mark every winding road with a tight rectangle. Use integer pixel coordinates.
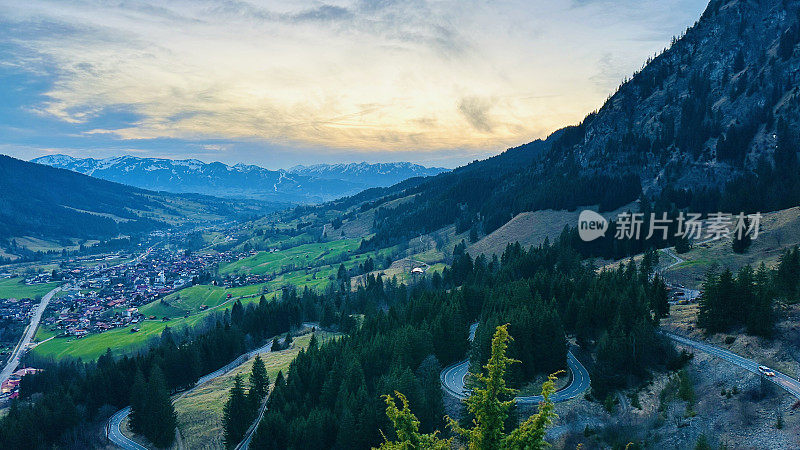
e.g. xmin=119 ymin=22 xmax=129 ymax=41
xmin=107 ymin=340 xmax=274 ymax=449
xmin=0 ymin=285 xmax=62 ymax=385
xmin=663 ymin=331 xmax=800 ymax=400
xmin=107 ymin=324 xmax=320 ymax=449
xmin=440 ymin=323 xmax=591 ymax=404
xmin=108 ymin=407 xmax=146 ymax=450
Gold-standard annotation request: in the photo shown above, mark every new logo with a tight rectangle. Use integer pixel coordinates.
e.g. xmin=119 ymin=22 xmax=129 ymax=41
xmin=578 ymin=210 xmax=608 ymax=241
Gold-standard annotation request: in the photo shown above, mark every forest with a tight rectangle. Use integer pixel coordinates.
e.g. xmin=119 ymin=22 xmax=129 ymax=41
xmin=249 ymin=234 xmax=681 ymax=449
xmin=698 ymin=246 xmax=800 ymax=337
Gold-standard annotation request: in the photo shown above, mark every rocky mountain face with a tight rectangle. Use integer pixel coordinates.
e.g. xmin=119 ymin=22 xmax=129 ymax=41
xmin=31 ymin=155 xmax=446 ymax=203
xmin=549 ymin=0 xmax=800 ymax=193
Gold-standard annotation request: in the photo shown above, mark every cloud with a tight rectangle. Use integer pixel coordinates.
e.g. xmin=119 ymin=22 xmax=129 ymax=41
xmin=0 ymin=0 xmax=709 ymax=165
xmin=458 ymin=96 xmax=496 ymax=133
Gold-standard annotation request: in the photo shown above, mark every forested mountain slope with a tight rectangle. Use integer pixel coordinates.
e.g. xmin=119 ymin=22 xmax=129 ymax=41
xmin=0 ymin=155 xmax=273 ymax=242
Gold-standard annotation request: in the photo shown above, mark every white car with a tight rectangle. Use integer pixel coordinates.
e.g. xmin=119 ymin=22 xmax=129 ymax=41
xmin=758 ymin=365 xmax=775 ymax=377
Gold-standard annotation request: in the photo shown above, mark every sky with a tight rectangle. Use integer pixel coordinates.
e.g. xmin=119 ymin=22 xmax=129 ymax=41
xmin=0 ymin=0 xmax=708 ymax=169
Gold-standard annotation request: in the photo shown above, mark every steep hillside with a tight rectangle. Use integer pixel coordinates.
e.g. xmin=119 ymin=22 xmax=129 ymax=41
xmin=32 ymin=155 xmax=446 ymax=203
xmin=0 ymin=154 xmax=274 ymax=244
xmin=559 ymin=0 xmax=800 ymax=194
xmin=351 ymin=0 xmax=800 ymax=250
xmin=466 ymin=202 xmax=637 ymax=258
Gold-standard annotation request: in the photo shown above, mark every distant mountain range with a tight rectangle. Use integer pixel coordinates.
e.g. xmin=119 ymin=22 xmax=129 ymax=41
xmin=31 ymin=155 xmax=446 ymax=203
xmin=0 ymin=155 xmax=276 ymax=245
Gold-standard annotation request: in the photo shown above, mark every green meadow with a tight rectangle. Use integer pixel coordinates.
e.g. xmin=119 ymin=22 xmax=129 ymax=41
xmin=0 ymin=278 xmax=60 ymax=299
xmin=220 ymin=239 xmax=360 ymax=276
xmin=33 ymin=319 xmax=197 ymax=361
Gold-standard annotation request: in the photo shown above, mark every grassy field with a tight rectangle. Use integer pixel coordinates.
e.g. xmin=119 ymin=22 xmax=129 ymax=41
xmin=0 ymin=278 xmax=59 ymax=299
xmin=173 ymin=331 xmax=340 ymax=449
xmin=467 ymin=203 xmax=636 ymax=258
xmin=232 ymin=232 xmax=315 ymax=253
xmin=220 ymin=239 xmax=360 ymax=276
xmin=75 ymin=254 xmax=133 ymax=269
xmin=34 ymin=326 xmax=59 ymax=341
xmin=32 ymin=318 xmax=206 ymax=361
xmin=13 ymin=236 xmax=94 ymax=253
xmin=139 ymin=285 xmax=238 ymax=318
xmin=30 ymin=235 xmax=397 ymax=362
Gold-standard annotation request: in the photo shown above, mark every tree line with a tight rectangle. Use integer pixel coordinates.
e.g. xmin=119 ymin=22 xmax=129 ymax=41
xmin=222 ymin=354 xmax=270 ymax=448
xmin=698 ymin=246 xmax=800 ymax=336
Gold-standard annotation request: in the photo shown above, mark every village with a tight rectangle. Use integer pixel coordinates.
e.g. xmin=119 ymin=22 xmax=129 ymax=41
xmin=0 ymin=235 xmax=275 ymax=401
xmin=0 ymin=229 xmax=273 ymax=345
xmin=38 ymin=246 xmax=272 ymax=339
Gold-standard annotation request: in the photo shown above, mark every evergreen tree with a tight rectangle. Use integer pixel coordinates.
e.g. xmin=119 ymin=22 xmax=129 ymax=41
xmin=448 ymin=324 xmax=518 ymax=450
xmin=415 ymin=355 xmax=445 ymax=432
xmin=223 ymin=375 xmax=251 ymax=448
xmin=502 ymin=373 xmax=559 ymax=449
xmin=381 ymin=325 xmax=559 ymax=450
xmin=449 ymin=324 xmax=558 ymax=450
xmin=650 ymin=275 xmax=670 ymax=318
xmin=674 ymin=236 xmax=691 ymax=254
xmin=376 ymin=392 xmax=451 ymax=450
xmin=249 ymin=355 xmax=269 ymax=408
xmin=698 ymin=263 xmax=777 ymax=337
xmin=694 ymin=433 xmax=712 ymax=450
xmin=284 ymin=332 xmax=293 ymax=347
xmin=146 ymin=365 xmax=177 ymax=448
xmin=129 ymin=369 xmax=148 ymax=435
xmin=232 ymin=300 xmax=244 ymax=327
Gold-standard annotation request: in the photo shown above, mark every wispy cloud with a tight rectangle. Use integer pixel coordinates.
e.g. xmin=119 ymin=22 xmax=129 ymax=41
xmin=0 ymin=0 xmax=708 ymax=166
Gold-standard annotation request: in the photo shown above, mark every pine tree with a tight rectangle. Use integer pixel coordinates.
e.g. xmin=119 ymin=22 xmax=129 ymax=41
xmin=415 ymin=355 xmax=445 ymax=432
xmin=232 ymin=300 xmax=244 ymax=327
xmin=694 ymin=433 xmax=712 ymax=450
xmin=376 ymin=392 xmax=451 ymax=450
xmin=503 ymin=373 xmax=559 ymax=449
xmin=448 ymin=323 xmax=518 ymax=450
xmin=146 ymin=365 xmax=177 ymax=448
xmin=249 ymin=355 xmax=269 ymax=408
xmin=223 ymin=375 xmax=251 ymax=448
xmin=129 ymin=369 xmax=148 ymax=435
xmin=284 ymin=332 xmax=293 ymax=347
xmin=379 ymin=324 xmax=559 ymax=450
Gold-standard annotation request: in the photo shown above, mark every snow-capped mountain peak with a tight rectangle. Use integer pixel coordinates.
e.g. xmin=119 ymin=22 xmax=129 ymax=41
xmin=30 ymin=155 xmax=447 ymax=203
